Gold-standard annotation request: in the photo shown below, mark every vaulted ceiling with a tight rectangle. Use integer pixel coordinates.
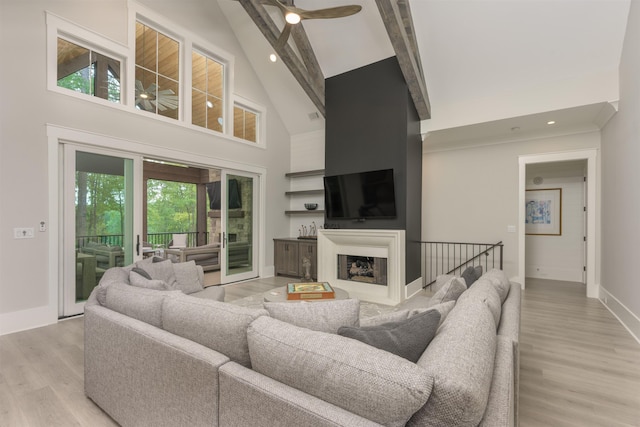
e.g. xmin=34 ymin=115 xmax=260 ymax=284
xmin=217 ymin=0 xmax=631 ymax=144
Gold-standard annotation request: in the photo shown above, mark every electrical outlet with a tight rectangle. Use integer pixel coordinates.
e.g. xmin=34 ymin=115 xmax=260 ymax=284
xmin=39 ymin=221 xmax=47 ymax=232
xmin=14 ymin=227 xmax=34 ymax=239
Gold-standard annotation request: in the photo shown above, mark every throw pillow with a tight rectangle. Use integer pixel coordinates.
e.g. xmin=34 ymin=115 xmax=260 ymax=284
xmin=171 ymin=260 xmax=204 ymax=294
xmin=131 ymin=267 xmax=152 ymax=280
xmin=431 ymin=274 xmax=455 ymax=293
xmin=428 ymin=276 xmax=466 ymax=306
xmin=263 ymin=298 xmax=360 ymax=334
xmin=140 ymin=259 xmax=178 ymax=290
xmin=473 ymin=265 xmax=483 ymax=283
xmin=461 ymin=266 xmax=477 ymax=287
xmin=129 ymin=270 xmax=169 ymax=291
xmin=337 ymin=309 xmax=441 ymax=363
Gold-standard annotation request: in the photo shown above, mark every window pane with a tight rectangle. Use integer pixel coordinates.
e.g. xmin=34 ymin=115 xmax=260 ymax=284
xmin=207 ymin=96 xmax=223 ymax=132
xmin=136 ymin=23 xmax=157 ymax=72
xmin=192 ymin=90 xmax=206 ymax=128
xmin=57 ymin=37 xmax=121 ymax=103
xmin=244 ymin=111 xmax=257 ymax=142
xmin=207 ymin=58 xmax=223 ymax=98
xmin=158 ymin=33 xmax=179 ymax=80
xmin=135 ymin=67 xmax=157 ymax=112
xmin=157 ymin=76 xmax=179 ymax=119
xmin=192 ymin=52 xmax=206 ymax=92
xmin=233 ymin=106 xmax=244 ymax=139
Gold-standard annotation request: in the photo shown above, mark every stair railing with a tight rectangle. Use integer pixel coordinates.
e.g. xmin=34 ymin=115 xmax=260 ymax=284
xmin=420 ymin=241 xmax=503 ymax=289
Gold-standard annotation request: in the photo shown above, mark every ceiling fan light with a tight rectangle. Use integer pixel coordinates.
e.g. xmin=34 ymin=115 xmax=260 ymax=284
xmin=206 ymin=100 xmax=214 ymax=108
xmin=285 ymin=12 xmax=301 ymax=24
xmin=139 ymin=93 xmax=149 ymax=99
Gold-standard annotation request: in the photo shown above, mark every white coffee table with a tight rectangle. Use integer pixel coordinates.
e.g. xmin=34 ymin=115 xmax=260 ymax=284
xmin=263 ymin=285 xmax=349 ymax=303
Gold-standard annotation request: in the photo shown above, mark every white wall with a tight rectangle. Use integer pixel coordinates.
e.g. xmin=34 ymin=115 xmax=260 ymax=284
xmin=601 ymin=0 xmax=640 ymax=341
xmin=0 ymin=0 xmax=292 ymax=334
xmin=287 ymin=130 xmax=325 ymax=238
xmin=422 ymin=131 xmax=600 ymax=281
xmin=525 ymin=174 xmax=585 ymax=282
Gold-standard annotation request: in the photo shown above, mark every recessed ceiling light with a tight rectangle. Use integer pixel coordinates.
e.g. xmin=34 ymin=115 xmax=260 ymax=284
xmin=547 ymin=120 xmax=556 ymax=125
xmin=269 ymin=53 xmax=277 ymax=63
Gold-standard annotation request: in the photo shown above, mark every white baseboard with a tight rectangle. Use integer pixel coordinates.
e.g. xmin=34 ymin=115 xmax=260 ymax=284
xmin=0 ymin=305 xmax=57 ymax=336
xmin=405 ymin=277 xmax=423 ymax=300
xmin=599 ymin=286 xmax=640 ymax=345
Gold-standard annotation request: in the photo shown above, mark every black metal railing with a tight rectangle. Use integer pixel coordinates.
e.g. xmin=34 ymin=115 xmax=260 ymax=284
xmin=76 ymin=231 xmax=208 ymax=249
xmin=420 ymin=241 xmax=503 ymax=289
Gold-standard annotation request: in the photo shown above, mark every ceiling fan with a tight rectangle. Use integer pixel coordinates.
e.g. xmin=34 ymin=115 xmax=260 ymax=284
xmin=135 ymin=81 xmax=179 ymax=112
xmin=265 ymin=0 xmax=362 ymax=48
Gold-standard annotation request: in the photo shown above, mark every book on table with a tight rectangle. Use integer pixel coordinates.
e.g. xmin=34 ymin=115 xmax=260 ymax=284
xmin=286 ymin=282 xmax=335 ymax=300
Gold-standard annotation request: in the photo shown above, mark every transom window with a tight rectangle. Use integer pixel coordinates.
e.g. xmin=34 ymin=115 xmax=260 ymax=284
xmin=192 ymin=51 xmax=225 ymax=132
xmin=234 ymin=104 xmax=258 ymax=143
xmin=135 ymin=22 xmax=180 ymax=120
xmin=56 ymin=38 xmax=121 ymax=103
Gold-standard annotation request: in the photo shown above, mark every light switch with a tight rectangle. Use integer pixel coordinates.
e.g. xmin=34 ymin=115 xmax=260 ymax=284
xmin=14 ymin=228 xmax=34 ymax=239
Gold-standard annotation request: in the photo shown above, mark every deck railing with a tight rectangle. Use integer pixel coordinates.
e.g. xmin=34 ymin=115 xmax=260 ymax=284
xmin=420 ymin=241 xmax=503 ymax=289
xmin=76 ymin=231 xmax=208 ymax=249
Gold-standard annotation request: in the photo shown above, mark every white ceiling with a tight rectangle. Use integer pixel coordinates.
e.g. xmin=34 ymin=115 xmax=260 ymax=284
xmin=218 ymin=0 xmax=631 ymax=144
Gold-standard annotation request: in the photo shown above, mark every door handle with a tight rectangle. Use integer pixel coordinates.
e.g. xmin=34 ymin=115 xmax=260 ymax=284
xmin=136 ymin=235 xmax=140 ymax=256
xmin=223 ymin=232 xmax=227 ymax=248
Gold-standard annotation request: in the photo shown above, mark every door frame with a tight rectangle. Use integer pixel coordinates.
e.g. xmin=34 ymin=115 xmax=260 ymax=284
xmin=220 ymin=170 xmax=259 ymax=284
xmin=47 ymin=125 xmax=267 ymax=319
xmin=61 ymin=144 xmax=144 ymax=316
xmin=518 ymin=149 xmax=598 ymax=297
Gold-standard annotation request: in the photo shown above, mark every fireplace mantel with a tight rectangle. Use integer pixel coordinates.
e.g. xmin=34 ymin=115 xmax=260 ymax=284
xmin=317 ymin=229 xmax=405 ymax=306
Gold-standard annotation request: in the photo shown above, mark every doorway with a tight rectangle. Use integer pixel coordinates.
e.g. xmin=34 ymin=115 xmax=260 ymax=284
xmin=50 ymin=125 xmax=265 ymax=318
xmin=518 ymin=149 xmax=597 ymax=297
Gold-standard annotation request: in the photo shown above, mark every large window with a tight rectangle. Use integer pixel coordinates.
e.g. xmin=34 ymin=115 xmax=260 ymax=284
xmin=135 ymin=22 xmax=180 ymax=120
xmin=192 ymin=51 xmax=225 ymax=132
xmin=56 ymin=38 xmax=121 ymax=103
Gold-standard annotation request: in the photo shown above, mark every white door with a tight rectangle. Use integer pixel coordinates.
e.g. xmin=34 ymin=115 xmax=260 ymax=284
xmin=220 ymin=171 xmax=258 ymax=283
xmin=62 ymin=144 xmax=143 ymax=316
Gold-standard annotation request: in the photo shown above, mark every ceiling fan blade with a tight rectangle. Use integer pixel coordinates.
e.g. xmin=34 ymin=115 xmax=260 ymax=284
xmin=299 ymin=5 xmax=362 ymax=20
xmin=264 ymin=0 xmax=288 ymax=14
xmin=276 ymin=22 xmax=292 ymax=49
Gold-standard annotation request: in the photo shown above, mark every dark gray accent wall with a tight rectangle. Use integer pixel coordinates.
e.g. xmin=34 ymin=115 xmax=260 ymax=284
xmin=325 ymin=56 xmax=423 ymax=283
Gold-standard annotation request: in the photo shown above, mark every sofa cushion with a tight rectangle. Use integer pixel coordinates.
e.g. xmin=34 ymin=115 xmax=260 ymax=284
xmin=104 ymin=282 xmax=182 ymax=328
xmin=162 ymin=295 xmax=268 ymax=367
xmin=482 ymin=268 xmax=511 ymax=303
xmin=248 ymin=316 xmax=434 ymax=427
xmin=458 ymin=278 xmax=503 ymax=328
xmin=337 ymin=309 xmax=441 ymax=362
xmin=171 ymin=260 xmax=204 ymax=294
xmin=408 ymin=298 xmax=497 ymax=427
xmin=95 ymin=267 xmax=133 ymax=305
xmin=263 ymin=298 xmax=360 ymax=333
xmin=129 ymin=270 xmax=169 ymax=291
xmin=431 ymin=274 xmax=454 ymax=293
xmin=428 ymin=276 xmax=466 ymax=306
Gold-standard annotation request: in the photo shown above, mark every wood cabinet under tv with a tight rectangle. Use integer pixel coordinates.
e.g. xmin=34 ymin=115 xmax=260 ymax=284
xmin=274 ymin=238 xmax=317 ymax=280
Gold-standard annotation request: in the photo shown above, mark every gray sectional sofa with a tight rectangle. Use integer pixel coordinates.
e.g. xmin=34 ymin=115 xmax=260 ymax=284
xmin=84 ymin=262 xmax=521 ymax=427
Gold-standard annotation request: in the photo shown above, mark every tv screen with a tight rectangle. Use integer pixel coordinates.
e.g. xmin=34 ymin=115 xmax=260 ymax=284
xmin=324 ymin=169 xmax=397 ymax=220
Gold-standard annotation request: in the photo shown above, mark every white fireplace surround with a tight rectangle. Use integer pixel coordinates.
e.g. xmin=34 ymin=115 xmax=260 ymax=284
xmin=317 ymin=229 xmax=405 ymax=306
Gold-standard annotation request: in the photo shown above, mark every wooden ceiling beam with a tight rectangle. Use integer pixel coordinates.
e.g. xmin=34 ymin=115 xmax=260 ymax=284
xmin=238 ymin=0 xmax=326 ymax=117
xmin=375 ymin=0 xmax=431 ymax=120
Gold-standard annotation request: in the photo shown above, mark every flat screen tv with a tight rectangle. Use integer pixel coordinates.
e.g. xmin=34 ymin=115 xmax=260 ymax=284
xmin=324 ymin=168 xmax=397 ymax=220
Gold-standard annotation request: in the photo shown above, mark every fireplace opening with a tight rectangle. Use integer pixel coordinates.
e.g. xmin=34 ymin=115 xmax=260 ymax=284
xmin=337 ymin=255 xmax=388 ymax=286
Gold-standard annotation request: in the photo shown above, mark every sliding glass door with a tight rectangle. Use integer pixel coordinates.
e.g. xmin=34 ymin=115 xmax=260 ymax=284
xmin=62 ymin=145 xmax=142 ymax=316
xmin=220 ymin=171 xmax=258 ymax=283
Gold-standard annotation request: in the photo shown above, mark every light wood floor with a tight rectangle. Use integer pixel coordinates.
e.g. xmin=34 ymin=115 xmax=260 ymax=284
xmin=0 ymin=277 xmax=638 ymax=426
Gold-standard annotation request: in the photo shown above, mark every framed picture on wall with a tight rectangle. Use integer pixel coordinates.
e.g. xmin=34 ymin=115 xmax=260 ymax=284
xmin=525 ymin=188 xmax=562 ymax=235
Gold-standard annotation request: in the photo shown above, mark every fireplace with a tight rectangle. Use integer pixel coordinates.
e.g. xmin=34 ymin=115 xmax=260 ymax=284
xmin=337 ymin=255 xmax=387 ymax=286
xmin=317 ymin=229 xmax=405 ymax=305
